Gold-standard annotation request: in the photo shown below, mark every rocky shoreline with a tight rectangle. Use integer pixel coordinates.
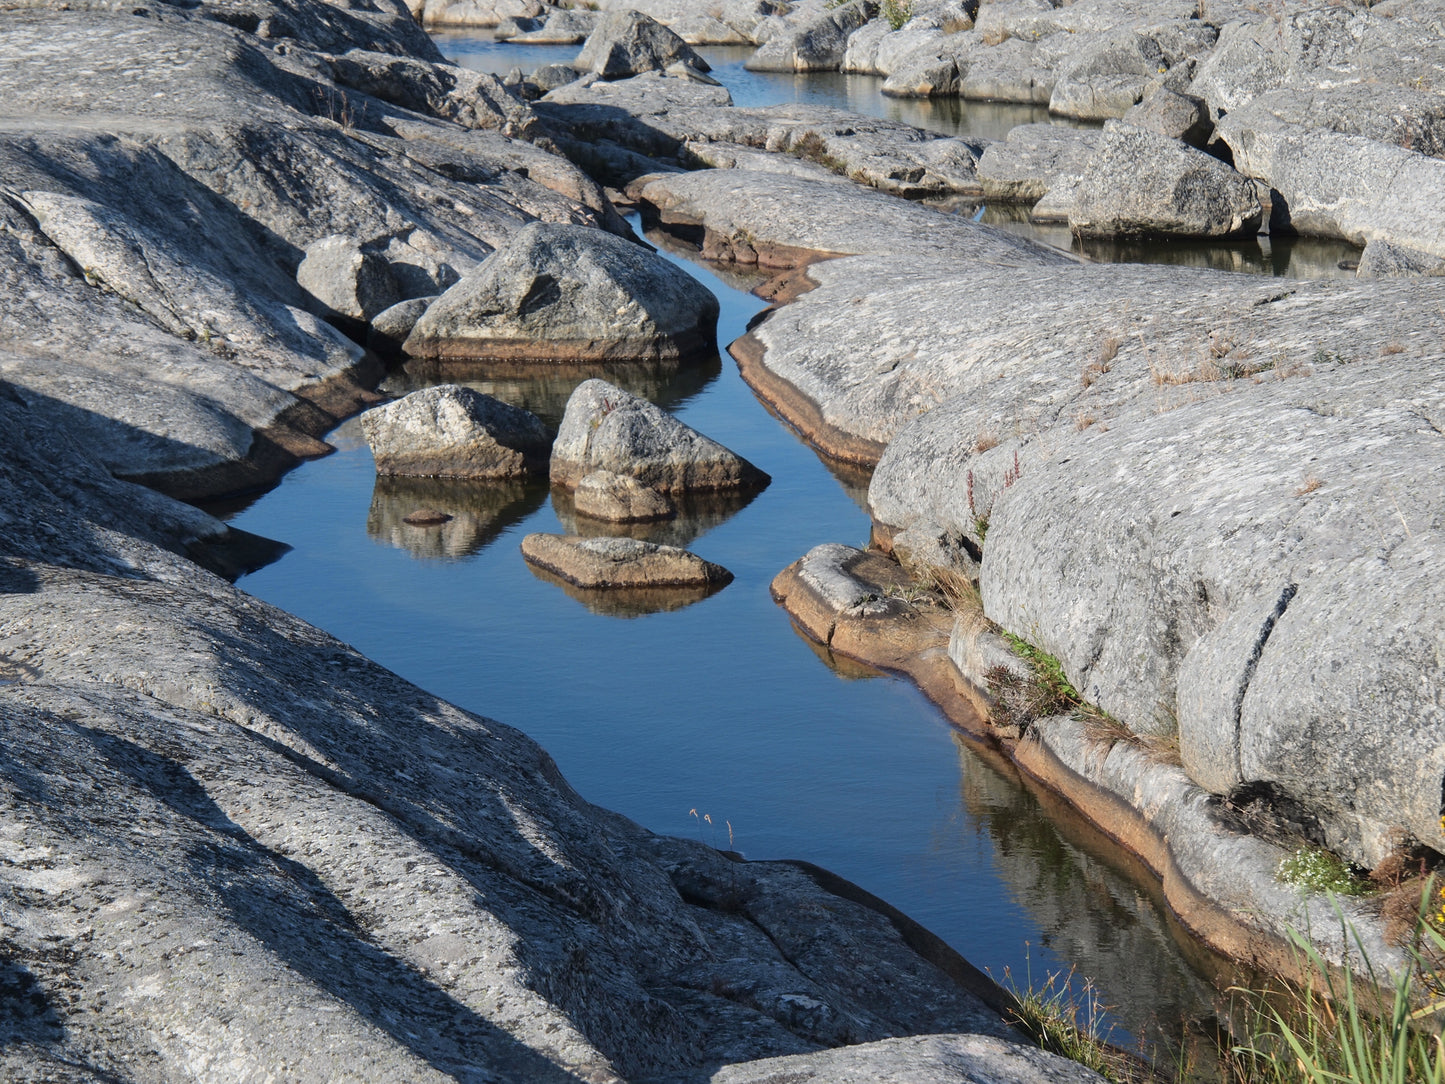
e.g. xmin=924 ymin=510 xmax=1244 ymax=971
xmin=2 ymin=0 xmax=1442 ymax=1077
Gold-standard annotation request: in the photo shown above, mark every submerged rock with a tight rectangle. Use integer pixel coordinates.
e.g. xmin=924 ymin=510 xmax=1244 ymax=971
xmin=360 ymin=384 xmax=551 ymax=479
xmin=521 ymin=532 xmax=733 ymax=588
xmin=551 ymin=378 xmax=771 ymax=493
xmin=404 ymin=221 xmax=720 ymax=363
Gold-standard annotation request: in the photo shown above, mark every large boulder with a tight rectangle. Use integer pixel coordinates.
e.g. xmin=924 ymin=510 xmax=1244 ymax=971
xmin=1047 ymin=22 xmax=1217 ymax=121
xmin=550 ymin=379 xmax=770 ymax=493
xmin=976 ymin=123 xmax=1105 ymax=202
xmin=360 ymin=384 xmax=551 ymax=479
xmin=403 ymin=222 xmax=720 ymax=364
xmin=746 ymin=0 xmax=877 ymax=72
xmin=1215 ymin=113 xmax=1445 ymax=257
xmin=575 ymin=10 xmax=711 ymax=79
xmin=1067 ymin=124 xmax=1262 ymax=239
xmin=520 ymin=533 xmax=733 ymax=588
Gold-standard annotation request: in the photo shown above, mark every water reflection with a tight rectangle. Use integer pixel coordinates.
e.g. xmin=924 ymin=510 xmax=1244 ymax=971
xmin=367 ymin=475 xmax=549 ymax=560
xmin=524 ymin=560 xmax=729 ymax=617
xmin=385 ymin=354 xmax=722 ymax=429
xmin=553 ymin=485 xmax=761 ymax=549
xmin=952 ymin=732 xmax=1241 ymax=1058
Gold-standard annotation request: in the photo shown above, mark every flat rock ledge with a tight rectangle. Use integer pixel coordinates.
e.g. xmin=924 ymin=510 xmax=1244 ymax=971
xmin=360 ymin=384 xmax=551 ymax=479
xmin=521 ymin=532 xmax=734 ymax=588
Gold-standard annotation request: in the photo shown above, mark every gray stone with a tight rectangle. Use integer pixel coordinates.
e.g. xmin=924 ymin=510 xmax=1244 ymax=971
xmin=954 ymin=35 xmax=1057 ymax=105
xmin=1217 ymin=85 xmax=1445 ymax=161
xmin=1216 ymin=112 xmax=1445 ymax=257
xmin=882 ymin=53 xmax=963 ymax=98
xmin=368 ymin=295 xmax=438 ymax=359
xmin=1122 ymin=86 xmax=1211 ymax=147
xmin=684 ymin=140 xmax=853 ymax=184
xmin=502 ymin=7 xmax=599 ymax=43
xmin=1356 ymin=239 xmax=1445 ymax=278
xmin=531 ymin=62 xmax=582 ymax=93
xmin=976 ymin=123 xmax=1104 ymax=202
xmin=360 ymin=384 xmax=551 ymax=479
xmin=1048 ymin=23 xmax=1218 ymax=121
xmin=550 ymin=378 xmax=770 ymax=493
xmin=403 ymin=221 xmax=720 ymax=363
xmin=669 ymin=14 xmax=753 ymax=45
xmin=419 ymin=0 xmax=541 ymax=26
xmin=1067 ymin=124 xmax=1262 ymax=239
xmin=746 ymin=0 xmax=877 ymax=72
xmin=520 ymin=533 xmax=732 ymax=588
xmin=575 ymin=10 xmax=710 ymax=79
xmin=297 ymin=234 xmax=402 ymax=324
xmin=714 ymin=1033 xmax=1110 ymax=1084
xmin=573 ymin=470 xmax=677 ymax=522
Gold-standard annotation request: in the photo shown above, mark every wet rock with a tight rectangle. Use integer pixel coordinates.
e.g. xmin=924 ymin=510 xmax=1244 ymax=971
xmin=746 ymin=0 xmax=877 ymax=72
xmin=402 ymin=507 xmax=453 ymax=525
xmin=1122 ymin=86 xmax=1211 ymax=147
xmin=1067 ymin=124 xmax=1262 ymax=239
xmin=1356 ymin=239 xmax=1445 ymax=278
xmin=976 ymin=123 xmax=1104 ymax=203
xmin=520 ymin=533 xmax=733 ymax=588
xmin=573 ymin=470 xmax=677 ymax=522
xmin=550 ymin=378 xmax=770 ymax=493
xmin=403 ymin=221 xmax=720 ymax=363
xmin=360 ymin=384 xmax=551 ymax=479
xmin=575 ymin=10 xmax=711 ymax=79
xmin=297 ymin=234 xmax=402 ymax=324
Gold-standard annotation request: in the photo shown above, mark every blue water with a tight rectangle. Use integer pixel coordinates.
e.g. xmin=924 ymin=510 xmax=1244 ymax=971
xmin=212 ymin=33 xmax=1259 ymax=1066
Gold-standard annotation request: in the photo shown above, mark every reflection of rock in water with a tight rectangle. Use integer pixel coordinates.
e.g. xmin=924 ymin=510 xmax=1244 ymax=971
xmin=791 ymin=620 xmax=884 ymax=682
xmin=553 ymin=486 xmax=761 ymax=549
xmin=385 ymin=353 xmax=723 ymax=428
xmin=367 ymin=476 xmax=548 ymax=560
xmin=951 ymin=733 xmax=1230 ymax=1054
xmin=524 ymin=561 xmax=725 ymax=618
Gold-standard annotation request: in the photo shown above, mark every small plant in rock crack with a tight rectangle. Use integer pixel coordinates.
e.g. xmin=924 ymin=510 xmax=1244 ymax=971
xmin=882 ymin=0 xmax=914 ymax=30
xmin=588 ymin=396 xmax=616 ymax=431
xmin=1276 ymin=846 xmax=1373 ymax=897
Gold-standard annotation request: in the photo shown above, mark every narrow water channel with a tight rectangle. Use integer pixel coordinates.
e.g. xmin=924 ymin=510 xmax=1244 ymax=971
xmin=207 ymin=33 xmax=1337 ymax=1067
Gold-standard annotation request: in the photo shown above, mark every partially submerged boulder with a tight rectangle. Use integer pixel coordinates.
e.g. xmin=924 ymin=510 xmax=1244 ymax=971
xmin=360 ymin=384 xmax=550 ymax=479
xmin=551 ymin=378 xmax=770 ymax=493
xmin=575 ymin=9 xmax=711 ymax=79
xmin=520 ymin=533 xmax=733 ymax=588
xmin=403 ymin=222 xmax=720 ymax=364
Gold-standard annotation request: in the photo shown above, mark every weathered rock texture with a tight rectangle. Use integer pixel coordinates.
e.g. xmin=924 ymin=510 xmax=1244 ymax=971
xmin=575 ymin=9 xmax=711 ymax=79
xmin=521 ymin=533 xmax=733 ymax=588
xmin=403 ymin=222 xmax=721 ymax=363
xmin=0 ymin=0 xmax=619 ymax=499
xmin=551 ymin=379 xmax=771 ymax=493
xmin=360 ymin=384 xmax=551 ymax=479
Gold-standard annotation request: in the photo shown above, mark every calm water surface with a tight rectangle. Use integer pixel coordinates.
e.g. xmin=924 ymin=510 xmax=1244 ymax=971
xmin=211 ymin=33 xmax=1314 ymax=1066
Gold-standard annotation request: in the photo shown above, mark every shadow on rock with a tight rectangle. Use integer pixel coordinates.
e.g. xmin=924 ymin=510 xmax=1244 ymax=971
xmin=389 ymin=351 xmax=722 ymax=428
xmin=367 ymin=475 xmax=549 ymax=560
xmin=551 ymin=485 xmax=761 ymax=549
xmin=524 ymin=560 xmax=727 ymax=618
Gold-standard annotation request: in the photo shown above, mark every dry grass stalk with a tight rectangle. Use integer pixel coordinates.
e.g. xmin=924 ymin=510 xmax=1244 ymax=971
xmin=1295 ymin=474 xmax=1323 ymax=496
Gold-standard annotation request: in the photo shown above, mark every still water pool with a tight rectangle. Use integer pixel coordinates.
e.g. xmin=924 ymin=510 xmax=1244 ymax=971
xmin=210 ymin=33 xmax=1311 ymax=1065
